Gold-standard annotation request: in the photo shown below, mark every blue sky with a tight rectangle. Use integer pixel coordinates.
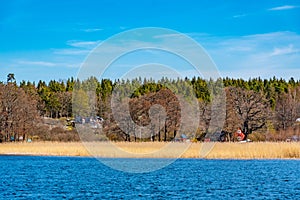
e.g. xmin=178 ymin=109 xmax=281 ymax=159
xmin=0 ymin=0 xmax=300 ymax=82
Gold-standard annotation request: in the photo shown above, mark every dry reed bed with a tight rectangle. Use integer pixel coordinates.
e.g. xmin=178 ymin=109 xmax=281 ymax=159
xmin=0 ymin=142 xmax=299 ymax=159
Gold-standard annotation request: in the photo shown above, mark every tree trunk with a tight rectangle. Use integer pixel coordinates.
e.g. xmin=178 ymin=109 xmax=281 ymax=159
xmin=164 ymin=121 xmax=167 ymax=142
xmin=158 ymin=130 xmax=161 ymax=142
xmin=152 ymin=134 xmax=155 ymax=142
xmin=243 ymin=120 xmax=249 ymax=140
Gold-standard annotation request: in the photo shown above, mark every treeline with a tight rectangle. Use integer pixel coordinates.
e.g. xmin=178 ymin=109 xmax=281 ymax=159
xmin=0 ymin=73 xmax=299 ymax=142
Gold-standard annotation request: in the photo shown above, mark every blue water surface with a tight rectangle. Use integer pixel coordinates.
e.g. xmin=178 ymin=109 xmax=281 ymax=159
xmin=0 ymin=156 xmax=299 ymax=199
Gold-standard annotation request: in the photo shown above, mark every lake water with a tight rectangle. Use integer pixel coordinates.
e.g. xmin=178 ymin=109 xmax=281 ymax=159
xmin=0 ymin=156 xmax=299 ymax=199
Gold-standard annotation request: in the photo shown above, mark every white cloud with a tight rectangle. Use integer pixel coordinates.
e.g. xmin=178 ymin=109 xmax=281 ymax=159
xmin=228 ymin=46 xmax=253 ymax=52
xmin=153 ymin=33 xmax=185 ymax=39
xmin=82 ymin=28 xmax=103 ymax=32
xmin=232 ymin=14 xmax=247 ymax=18
xmin=270 ymin=45 xmax=299 ymax=56
xmin=46 ymin=31 xmax=300 ymax=80
xmin=197 ymin=31 xmax=300 ymax=79
xmin=53 ymin=49 xmax=91 ymax=55
xmin=80 ymin=31 xmax=300 ymax=80
xmin=268 ymin=5 xmax=298 ymax=11
xmin=119 ymin=26 xmax=128 ymax=30
xmin=53 ymin=40 xmax=102 ymax=56
xmin=16 ymin=60 xmax=80 ymax=68
xmin=17 ymin=60 xmax=57 ymax=67
xmin=67 ymin=40 xmax=101 ymax=49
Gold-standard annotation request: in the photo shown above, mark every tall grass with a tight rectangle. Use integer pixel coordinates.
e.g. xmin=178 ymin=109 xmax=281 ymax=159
xmin=0 ymin=142 xmax=89 ymax=156
xmin=0 ymin=142 xmax=299 ymax=159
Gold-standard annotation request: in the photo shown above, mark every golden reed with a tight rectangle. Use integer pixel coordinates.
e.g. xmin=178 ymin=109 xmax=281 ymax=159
xmin=0 ymin=142 xmax=299 ymax=159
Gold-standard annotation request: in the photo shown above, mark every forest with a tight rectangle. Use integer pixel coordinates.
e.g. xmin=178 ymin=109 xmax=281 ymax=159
xmin=0 ymin=73 xmax=299 ymax=142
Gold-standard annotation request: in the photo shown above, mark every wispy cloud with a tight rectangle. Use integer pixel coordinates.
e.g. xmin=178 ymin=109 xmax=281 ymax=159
xmin=15 ymin=31 xmax=299 ymax=81
xmin=75 ymin=31 xmax=300 ymax=80
xmin=17 ymin=60 xmax=57 ymax=67
xmin=119 ymin=26 xmax=128 ymax=30
xmin=53 ymin=40 xmax=102 ymax=56
xmin=16 ymin=60 xmax=80 ymax=68
xmin=232 ymin=14 xmax=247 ymax=18
xmin=153 ymin=33 xmax=185 ymax=39
xmin=270 ymin=45 xmax=299 ymax=56
xmin=53 ymin=49 xmax=90 ymax=56
xmin=67 ymin=40 xmax=101 ymax=49
xmin=197 ymin=31 xmax=300 ymax=79
xmin=268 ymin=5 xmax=298 ymax=11
xmin=82 ymin=28 xmax=103 ymax=32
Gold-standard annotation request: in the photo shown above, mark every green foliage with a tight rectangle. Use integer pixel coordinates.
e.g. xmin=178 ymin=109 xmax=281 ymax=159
xmin=1 ymin=72 xmax=299 ymax=142
xmin=72 ymin=89 xmax=91 ymax=117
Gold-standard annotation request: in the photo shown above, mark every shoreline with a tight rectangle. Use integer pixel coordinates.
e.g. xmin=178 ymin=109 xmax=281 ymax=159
xmin=0 ymin=141 xmax=299 ymax=159
xmin=1 ymin=153 xmax=300 ymax=161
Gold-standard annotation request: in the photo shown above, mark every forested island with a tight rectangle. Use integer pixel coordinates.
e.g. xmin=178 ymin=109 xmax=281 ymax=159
xmin=0 ymin=73 xmax=299 ymax=143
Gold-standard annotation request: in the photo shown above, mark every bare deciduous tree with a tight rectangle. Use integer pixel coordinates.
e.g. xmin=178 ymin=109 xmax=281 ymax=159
xmin=57 ymin=91 xmax=72 ymax=118
xmin=275 ymin=87 xmax=300 ymax=130
xmin=226 ymin=87 xmax=269 ymax=138
xmin=0 ymin=83 xmax=39 ymax=142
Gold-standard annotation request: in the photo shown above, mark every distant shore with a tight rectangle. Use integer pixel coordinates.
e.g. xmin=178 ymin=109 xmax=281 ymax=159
xmin=0 ymin=142 xmax=299 ymax=159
